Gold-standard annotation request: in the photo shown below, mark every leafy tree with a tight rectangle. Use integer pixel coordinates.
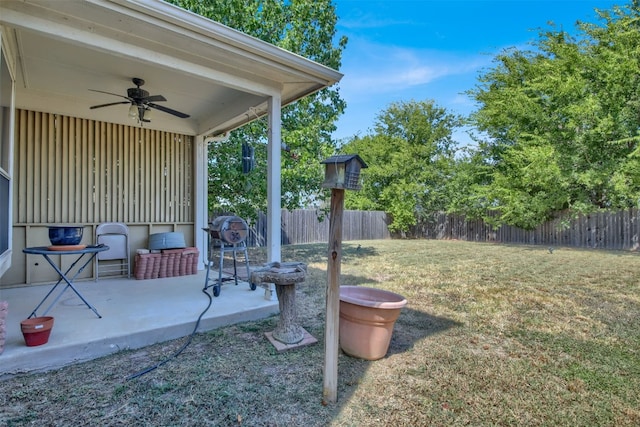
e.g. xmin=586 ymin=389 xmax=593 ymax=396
xmin=167 ymin=0 xmax=347 ymax=220
xmin=466 ymin=1 xmax=640 ymax=228
xmin=341 ymin=100 xmax=463 ymax=233
xmin=444 ymin=146 xmax=494 ymax=220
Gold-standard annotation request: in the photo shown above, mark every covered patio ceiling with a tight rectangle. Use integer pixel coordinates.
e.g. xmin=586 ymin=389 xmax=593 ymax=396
xmin=0 ymin=0 xmax=343 ymax=137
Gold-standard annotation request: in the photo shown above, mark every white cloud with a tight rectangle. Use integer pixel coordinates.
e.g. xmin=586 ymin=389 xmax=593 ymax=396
xmin=339 ymin=37 xmax=489 ymax=101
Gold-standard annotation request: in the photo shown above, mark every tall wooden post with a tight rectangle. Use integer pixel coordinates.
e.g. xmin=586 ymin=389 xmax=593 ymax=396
xmin=323 ymin=187 xmax=344 ymax=404
xmin=320 ymin=154 xmax=367 ymax=405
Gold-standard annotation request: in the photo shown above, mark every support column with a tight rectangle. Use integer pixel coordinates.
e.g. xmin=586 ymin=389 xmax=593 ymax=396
xmin=267 ymin=95 xmax=282 ymax=263
xmin=194 ymin=135 xmax=208 ymax=270
xmin=265 ymin=95 xmax=282 ymax=301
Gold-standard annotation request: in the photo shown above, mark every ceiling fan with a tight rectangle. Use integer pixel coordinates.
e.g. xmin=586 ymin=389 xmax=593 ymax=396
xmin=89 ymin=77 xmax=190 ymax=123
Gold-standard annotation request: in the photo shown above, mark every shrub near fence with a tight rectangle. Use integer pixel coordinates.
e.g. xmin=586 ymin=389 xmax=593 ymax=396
xmin=410 ymin=208 xmax=640 ymax=251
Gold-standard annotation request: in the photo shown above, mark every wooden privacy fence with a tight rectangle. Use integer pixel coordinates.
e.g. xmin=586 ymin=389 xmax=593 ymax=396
xmin=279 ymin=209 xmax=391 ymax=244
xmin=409 ymin=208 xmax=640 ymax=251
xmin=209 ymin=209 xmax=391 ymax=246
xmin=211 ymin=208 xmax=638 ymax=251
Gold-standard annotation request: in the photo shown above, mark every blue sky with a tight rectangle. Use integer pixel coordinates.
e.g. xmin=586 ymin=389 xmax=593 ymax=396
xmin=332 ymin=0 xmax=620 ymax=145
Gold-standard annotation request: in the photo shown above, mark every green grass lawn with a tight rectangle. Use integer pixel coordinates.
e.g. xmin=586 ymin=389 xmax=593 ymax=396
xmin=1 ymin=240 xmax=638 ymax=426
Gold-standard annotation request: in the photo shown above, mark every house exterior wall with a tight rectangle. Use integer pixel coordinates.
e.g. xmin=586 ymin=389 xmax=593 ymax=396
xmin=0 ymin=31 xmax=16 ymax=279
xmin=2 ymin=109 xmax=196 ymax=287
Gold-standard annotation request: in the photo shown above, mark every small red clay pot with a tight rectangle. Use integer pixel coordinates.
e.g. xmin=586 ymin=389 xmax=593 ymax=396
xmin=20 ymin=316 xmax=54 ymax=346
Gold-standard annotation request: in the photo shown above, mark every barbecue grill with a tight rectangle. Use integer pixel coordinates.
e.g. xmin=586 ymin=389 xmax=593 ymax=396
xmin=209 ymin=216 xmax=248 ymax=245
xmin=204 ymin=216 xmax=256 ymax=297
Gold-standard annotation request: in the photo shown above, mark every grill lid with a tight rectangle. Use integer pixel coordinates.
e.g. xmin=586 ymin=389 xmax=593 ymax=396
xmin=209 ymin=216 xmax=249 ymax=244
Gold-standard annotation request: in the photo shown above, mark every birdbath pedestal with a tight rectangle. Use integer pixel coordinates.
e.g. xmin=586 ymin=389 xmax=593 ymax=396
xmin=250 ymin=262 xmax=317 ymax=350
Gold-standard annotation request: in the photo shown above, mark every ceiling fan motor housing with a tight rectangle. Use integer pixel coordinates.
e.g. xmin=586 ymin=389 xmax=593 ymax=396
xmin=128 ymin=87 xmax=149 ymax=100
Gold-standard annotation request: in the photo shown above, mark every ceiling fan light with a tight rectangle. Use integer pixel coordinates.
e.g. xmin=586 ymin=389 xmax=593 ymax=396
xmin=128 ymin=104 xmax=137 ymax=119
xmin=143 ymin=107 xmax=152 ymax=121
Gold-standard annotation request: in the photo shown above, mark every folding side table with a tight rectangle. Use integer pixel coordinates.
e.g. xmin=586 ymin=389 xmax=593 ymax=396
xmin=23 ymin=244 xmax=110 ymax=319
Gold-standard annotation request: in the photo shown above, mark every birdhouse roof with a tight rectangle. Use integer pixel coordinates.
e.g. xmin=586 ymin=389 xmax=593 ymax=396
xmin=320 ymin=154 xmax=368 ymax=168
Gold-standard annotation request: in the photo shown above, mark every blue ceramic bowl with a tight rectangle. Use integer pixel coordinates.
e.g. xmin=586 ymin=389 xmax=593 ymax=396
xmin=48 ymin=226 xmax=83 ymax=246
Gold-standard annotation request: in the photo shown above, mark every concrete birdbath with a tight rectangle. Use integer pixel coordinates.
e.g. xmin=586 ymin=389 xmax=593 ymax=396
xmin=250 ymin=262 xmax=316 ymax=350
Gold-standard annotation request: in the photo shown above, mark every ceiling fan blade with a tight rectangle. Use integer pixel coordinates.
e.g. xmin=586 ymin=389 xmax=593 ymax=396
xmin=147 ymin=102 xmax=190 ymax=118
xmin=90 ymin=101 xmax=130 ymax=109
xmin=143 ymin=95 xmax=167 ymax=103
xmin=89 ymin=89 xmax=131 ymax=101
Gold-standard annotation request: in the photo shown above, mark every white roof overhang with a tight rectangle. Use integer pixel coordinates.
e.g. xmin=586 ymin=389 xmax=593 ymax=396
xmin=0 ymin=0 xmax=343 ymax=136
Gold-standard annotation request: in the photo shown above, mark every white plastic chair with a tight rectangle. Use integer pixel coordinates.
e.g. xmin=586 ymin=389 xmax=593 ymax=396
xmin=95 ymin=222 xmax=130 ymax=279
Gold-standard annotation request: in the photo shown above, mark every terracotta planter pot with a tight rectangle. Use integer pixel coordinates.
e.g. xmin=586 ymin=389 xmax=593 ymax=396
xmin=20 ymin=316 xmax=54 ymax=347
xmin=339 ymin=286 xmax=407 ymax=360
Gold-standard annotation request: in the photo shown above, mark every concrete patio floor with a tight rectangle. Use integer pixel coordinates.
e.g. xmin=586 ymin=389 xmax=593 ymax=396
xmin=0 ymin=271 xmax=279 ymax=378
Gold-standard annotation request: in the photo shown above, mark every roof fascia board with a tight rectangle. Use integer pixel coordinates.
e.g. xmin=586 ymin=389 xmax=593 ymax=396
xmin=103 ymin=0 xmax=343 ymax=85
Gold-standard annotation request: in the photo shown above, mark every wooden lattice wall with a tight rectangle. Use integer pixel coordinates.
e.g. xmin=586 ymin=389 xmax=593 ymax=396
xmin=13 ymin=109 xmax=194 ymax=225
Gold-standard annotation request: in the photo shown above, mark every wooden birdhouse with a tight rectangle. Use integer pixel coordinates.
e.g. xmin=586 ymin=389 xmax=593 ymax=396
xmin=320 ymin=154 xmax=368 ymax=190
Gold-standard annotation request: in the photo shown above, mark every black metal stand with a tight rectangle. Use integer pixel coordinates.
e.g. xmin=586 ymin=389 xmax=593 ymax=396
xmin=203 ymin=229 xmax=254 ymax=297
